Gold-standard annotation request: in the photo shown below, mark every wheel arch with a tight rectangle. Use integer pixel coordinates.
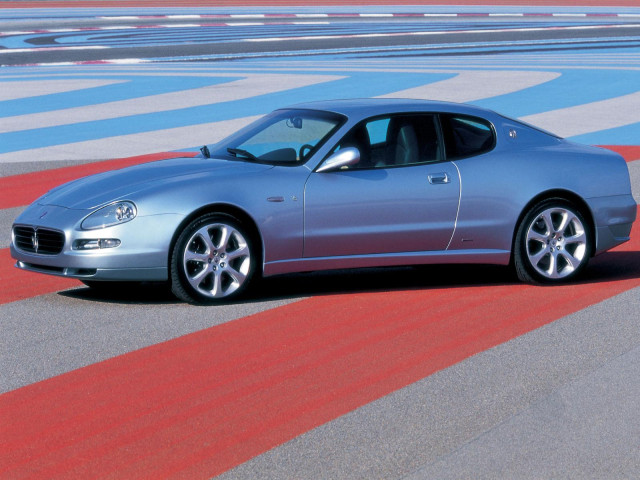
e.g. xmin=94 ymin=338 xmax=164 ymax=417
xmin=168 ymin=203 xmax=264 ymax=276
xmin=510 ymin=189 xmax=596 ymax=263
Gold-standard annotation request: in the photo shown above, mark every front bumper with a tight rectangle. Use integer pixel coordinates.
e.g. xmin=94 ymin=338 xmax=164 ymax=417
xmin=13 ymin=259 xmax=168 ymax=282
xmin=10 ymin=206 xmax=185 ymax=282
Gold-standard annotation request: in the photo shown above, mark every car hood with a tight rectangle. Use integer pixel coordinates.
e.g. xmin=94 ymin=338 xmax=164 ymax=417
xmin=37 ymin=156 xmax=274 ymax=210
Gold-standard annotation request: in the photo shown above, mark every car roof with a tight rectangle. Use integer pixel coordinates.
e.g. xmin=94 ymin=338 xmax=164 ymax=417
xmin=286 ymin=98 xmax=498 ymax=120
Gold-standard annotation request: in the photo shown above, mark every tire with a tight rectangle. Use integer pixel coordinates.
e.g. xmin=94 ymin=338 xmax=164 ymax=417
xmin=170 ymin=213 xmax=256 ymax=303
xmin=514 ymin=199 xmax=592 ymax=284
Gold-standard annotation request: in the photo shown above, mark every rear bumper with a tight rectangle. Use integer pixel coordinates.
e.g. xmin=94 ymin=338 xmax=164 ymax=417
xmin=587 ymin=194 xmax=637 ymax=255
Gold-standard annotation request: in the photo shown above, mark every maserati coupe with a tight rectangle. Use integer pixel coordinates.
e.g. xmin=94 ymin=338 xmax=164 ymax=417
xmin=11 ymin=99 xmax=636 ymax=303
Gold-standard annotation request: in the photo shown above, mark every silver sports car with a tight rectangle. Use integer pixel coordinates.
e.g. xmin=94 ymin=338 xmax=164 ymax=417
xmin=11 ymin=99 xmax=636 ymax=303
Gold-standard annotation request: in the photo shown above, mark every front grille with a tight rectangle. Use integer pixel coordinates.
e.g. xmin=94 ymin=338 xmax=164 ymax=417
xmin=13 ymin=226 xmax=65 ymax=255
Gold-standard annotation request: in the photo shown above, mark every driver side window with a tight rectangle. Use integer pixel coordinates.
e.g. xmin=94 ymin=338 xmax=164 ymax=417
xmin=333 ymin=114 xmax=441 ymax=169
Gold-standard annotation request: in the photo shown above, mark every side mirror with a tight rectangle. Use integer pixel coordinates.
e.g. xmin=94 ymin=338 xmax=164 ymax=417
xmin=316 ymin=147 xmax=360 ymax=173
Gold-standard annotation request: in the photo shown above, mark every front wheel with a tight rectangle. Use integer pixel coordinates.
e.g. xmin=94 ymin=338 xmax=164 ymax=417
xmin=170 ymin=213 xmax=256 ymax=303
xmin=514 ymin=199 xmax=592 ymax=284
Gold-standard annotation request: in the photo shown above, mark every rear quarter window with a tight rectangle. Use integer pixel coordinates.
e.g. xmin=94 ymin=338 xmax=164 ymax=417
xmin=441 ymin=114 xmax=495 ymax=160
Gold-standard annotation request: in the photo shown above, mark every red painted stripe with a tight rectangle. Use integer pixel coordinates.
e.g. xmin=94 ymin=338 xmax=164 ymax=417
xmin=1 ymin=152 xmax=197 ymax=305
xmin=1 ymin=1 xmax=638 ymax=8
xmin=600 ymin=145 xmax=640 ymax=163
xmin=0 ymin=249 xmax=78 ymax=304
xmin=1 ymin=211 xmax=638 ymax=478
xmin=0 ymin=151 xmax=196 ymax=210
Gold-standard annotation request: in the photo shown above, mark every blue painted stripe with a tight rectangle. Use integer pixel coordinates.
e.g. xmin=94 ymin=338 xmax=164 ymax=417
xmin=0 ymin=75 xmax=241 ymax=117
xmin=0 ymin=72 xmax=455 ymax=153
xmin=569 ymin=122 xmax=640 ymax=146
xmin=473 ymin=69 xmax=640 ymax=118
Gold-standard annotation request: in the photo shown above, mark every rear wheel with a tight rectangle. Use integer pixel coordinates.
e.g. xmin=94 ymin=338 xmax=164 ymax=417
xmin=514 ymin=199 xmax=592 ymax=284
xmin=170 ymin=213 xmax=256 ymax=303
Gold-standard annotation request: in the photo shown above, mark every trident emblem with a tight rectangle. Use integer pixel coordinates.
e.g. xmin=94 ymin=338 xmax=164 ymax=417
xmin=31 ymin=229 xmax=39 ymax=253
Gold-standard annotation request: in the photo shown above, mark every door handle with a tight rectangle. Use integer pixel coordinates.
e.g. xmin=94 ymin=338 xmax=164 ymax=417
xmin=428 ymin=172 xmax=450 ymax=184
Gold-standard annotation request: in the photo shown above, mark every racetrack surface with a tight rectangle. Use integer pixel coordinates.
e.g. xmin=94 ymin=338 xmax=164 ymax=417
xmin=3 ymin=1 xmax=640 ymax=7
xmin=2 ymin=2 xmax=640 ymax=479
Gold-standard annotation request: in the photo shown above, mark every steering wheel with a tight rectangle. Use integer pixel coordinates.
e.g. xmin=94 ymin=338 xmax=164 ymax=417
xmin=299 ymin=144 xmax=314 ymax=160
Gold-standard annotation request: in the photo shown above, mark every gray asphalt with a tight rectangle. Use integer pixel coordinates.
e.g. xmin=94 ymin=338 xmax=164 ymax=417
xmin=0 ymin=286 xmax=300 ymax=393
xmin=631 ymin=160 xmax=640 ymax=204
xmin=221 ymin=287 xmax=640 ymax=479
xmin=0 ymin=206 xmax=23 ymax=248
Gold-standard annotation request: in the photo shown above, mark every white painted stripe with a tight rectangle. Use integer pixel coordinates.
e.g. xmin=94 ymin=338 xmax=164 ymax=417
xmin=0 ymin=21 xmax=316 ymax=37
xmin=14 ymin=59 xmax=149 ymax=67
xmin=166 ymin=15 xmax=202 ymax=19
xmin=0 ymin=73 xmax=344 ymax=134
xmin=109 ymin=24 xmax=152 ymax=30
xmin=243 ymin=24 xmax=640 ymax=44
xmin=521 ymin=91 xmax=640 ymax=138
xmin=0 ymin=79 xmax=126 ymax=102
xmin=228 ymin=23 xmax=267 ymax=27
xmin=230 ymin=14 xmax=265 ymax=19
xmin=0 ymin=46 xmax=109 ymax=54
xmin=379 ymin=70 xmax=561 ymax=103
xmin=97 ymin=16 xmax=139 ymax=20
xmin=159 ymin=23 xmax=201 ymax=28
xmin=4 ymin=20 xmax=637 ymax=40
xmin=0 ymin=116 xmax=262 ymax=164
xmin=100 ymin=58 xmax=145 ymax=64
xmin=88 ymin=12 xmax=632 ymax=21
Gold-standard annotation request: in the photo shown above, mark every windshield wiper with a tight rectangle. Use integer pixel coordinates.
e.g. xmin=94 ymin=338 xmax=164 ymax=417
xmin=227 ymin=147 xmax=259 ymax=162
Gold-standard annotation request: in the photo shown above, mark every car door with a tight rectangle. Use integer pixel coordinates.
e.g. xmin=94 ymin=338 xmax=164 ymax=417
xmin=303 ymin=114 xmax=460 ymax=258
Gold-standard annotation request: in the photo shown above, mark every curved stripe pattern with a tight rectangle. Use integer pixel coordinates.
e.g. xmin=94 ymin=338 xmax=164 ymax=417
xmin=1 ymin=11 xmax=640 ymax=161
xmin=1 ymin=60 xmax=640 ymax=165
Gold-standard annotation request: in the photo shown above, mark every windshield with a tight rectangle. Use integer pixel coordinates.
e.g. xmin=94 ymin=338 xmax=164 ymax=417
xmin=210 ymin=109 xmax=346 ymax=165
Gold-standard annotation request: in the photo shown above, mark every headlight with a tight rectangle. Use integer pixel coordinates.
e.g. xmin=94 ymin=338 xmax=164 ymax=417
xmin=81 ymin=201 xmax=137 ymax=230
